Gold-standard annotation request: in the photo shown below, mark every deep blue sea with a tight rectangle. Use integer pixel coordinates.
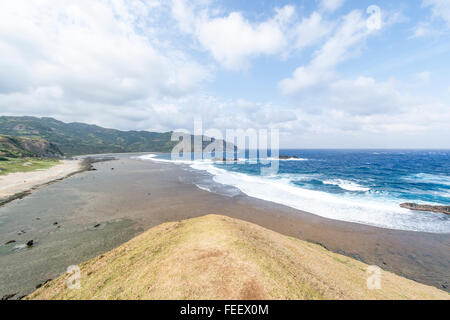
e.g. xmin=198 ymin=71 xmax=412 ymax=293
xmin=138 ymin=150 xmax=450 ymax=234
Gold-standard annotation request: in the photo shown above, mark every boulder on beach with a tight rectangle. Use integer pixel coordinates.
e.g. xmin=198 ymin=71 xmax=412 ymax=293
xmin=400 ymin=203 xmax=450 ymax=215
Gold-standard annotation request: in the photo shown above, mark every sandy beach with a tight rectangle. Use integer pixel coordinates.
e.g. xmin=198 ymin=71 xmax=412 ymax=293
xmin=0 ymin=160 xmax=83 ymax=201
xmin=0 ymin=154 xmax=449 ymax=299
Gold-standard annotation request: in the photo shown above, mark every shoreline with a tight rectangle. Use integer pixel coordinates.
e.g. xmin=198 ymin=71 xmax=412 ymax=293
xmin=0 ymin=154 xmax=449 ymax=299
xmin=0 ymin=156 xmax=119 ymax=208
xmin=0 ymin=160 xmax=85 ymax=208
xmin=136 ymin=153 xmax=450 ymax=234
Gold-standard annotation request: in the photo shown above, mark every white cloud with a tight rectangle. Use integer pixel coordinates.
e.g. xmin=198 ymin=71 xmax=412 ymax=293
xmin=417 ymin=71 xmax=431 ymax=82
xmin=280 ymin=78 xmax=450 ymax=148
xmin=294 ymin=12 xmax=334 ymax=50
xmin=195 ymin=11 xmax=287 ymax=70
xmin=171 ymin=0 xmax=197 ymax=34
xmin=0 ymin=0 xmax=210 ymax=105
xmin=279 ymin=10 xmax=374 ymax=94
xmin=320 ymin=0 xmax=345 ymax=13
xmin=411 ymin=21 xmax=435 ymax=38
xmin=423 ymin=0 xmax=450 ymax=27
xmin=172 ymin=0 xmax=295 ymax=70
xmin=412 ymin=0 xmax=450 ymax=37
xmin=329 ymin=77 xmax=406 ymax=115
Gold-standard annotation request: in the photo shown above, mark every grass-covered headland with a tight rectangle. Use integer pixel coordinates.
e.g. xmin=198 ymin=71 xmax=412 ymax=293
xmin=28 ymin=215 xmax=449 ymax=300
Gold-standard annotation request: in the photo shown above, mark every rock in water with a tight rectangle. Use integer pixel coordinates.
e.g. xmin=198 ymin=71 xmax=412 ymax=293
xmin=26 ymin=240 xmax=34 ymax=247
xmin=400 ymin=203 xmax=450 ymax=215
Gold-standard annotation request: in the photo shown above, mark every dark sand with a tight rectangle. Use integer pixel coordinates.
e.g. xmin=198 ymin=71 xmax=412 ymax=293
xmin=0 ymin=154 xmax=449 ymax=298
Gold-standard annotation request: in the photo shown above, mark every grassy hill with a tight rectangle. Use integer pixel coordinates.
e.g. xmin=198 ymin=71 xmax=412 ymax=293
xmin=28 ymin=215 xmax=449 ymax=300
xmin=0 ymin=116 xmax=183 ymax=156
xmin=0 ymin=135 xmax=63 ymax=158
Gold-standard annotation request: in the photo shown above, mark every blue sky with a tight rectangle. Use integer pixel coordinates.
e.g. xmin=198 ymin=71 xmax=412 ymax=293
xmin=0 ymin=0 xmax=449 ymax=148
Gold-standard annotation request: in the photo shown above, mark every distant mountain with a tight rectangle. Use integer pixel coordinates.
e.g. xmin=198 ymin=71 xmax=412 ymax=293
xmin=0 ymin=116 xmax=191 ymax=156
xmin=0 ymin=135 xmax=63 ymax=158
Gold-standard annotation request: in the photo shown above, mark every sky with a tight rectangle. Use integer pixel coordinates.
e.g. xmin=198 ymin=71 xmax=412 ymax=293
xmin=0 ymin=0 xmax=450 ymax=148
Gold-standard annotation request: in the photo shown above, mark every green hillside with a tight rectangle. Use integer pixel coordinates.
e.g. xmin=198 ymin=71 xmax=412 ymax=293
xmin=0 ymin=116 xmax=187 ymax=156
xmin=0 ymin=135 xmax=63 ymax=158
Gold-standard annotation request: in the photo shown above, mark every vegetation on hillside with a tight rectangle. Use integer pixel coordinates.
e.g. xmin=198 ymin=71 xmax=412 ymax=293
xmin=0 ymin=135 xmax=63 ymax=158
xmin=0 ymin=116 xmax=185 ymax=156
xmin=28 ymin=215 xmax=449 ymax=300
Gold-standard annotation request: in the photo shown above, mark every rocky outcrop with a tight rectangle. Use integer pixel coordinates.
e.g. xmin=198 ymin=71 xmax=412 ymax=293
xmin=0 ymin=135 xmax=63 ymax=158
xmin=81 ymin=156 xmax=116 ymax=171
xmin=18 ymin=138 xmax=63 ymax=158
xmin=400 ymin=203 xmax=450 ymax=215
xmin=279 ymin=155 xmax=300 ymax=160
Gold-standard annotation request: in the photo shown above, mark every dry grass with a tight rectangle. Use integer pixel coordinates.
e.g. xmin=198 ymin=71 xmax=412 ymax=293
xmin=0 ymin=158 xmax=60 ymax=176
xmin=28 ymin=215 xmax=449 ymax=300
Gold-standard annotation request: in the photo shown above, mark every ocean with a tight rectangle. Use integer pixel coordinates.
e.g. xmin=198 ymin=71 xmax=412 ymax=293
xmin=138 ymin=150 xmax=450 ymax=234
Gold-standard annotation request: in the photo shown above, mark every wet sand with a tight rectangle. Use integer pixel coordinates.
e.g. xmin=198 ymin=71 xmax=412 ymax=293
xmin=0 ymin=154 xmax=449 ymax=299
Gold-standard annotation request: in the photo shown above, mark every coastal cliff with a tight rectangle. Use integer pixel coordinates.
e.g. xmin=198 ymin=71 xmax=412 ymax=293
xmin=28 ymin=215 xmax=449 ymax=300
xmin=0 ymin=135 xmax=63 ymax=158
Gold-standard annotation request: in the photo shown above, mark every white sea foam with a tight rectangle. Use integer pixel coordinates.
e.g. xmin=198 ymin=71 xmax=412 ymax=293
xmin=275 ymin=173 xmax=321 ymax=181
xmin=323 ymin=179 xmax=371 ymax=192
xmin=135 ymin=154 xmax=211 ymax=165
xmin=137 ymin=154 xmax=450 ymax=234
xmin=195 ymin=184 xmax=212 ymax=192
xmin=138 ymin=154 xmax=157 ymax=160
